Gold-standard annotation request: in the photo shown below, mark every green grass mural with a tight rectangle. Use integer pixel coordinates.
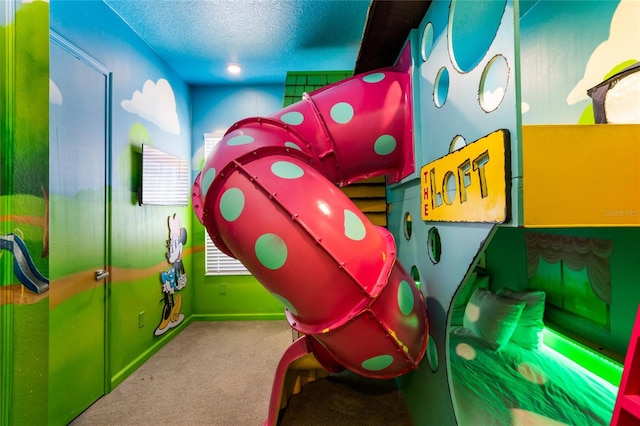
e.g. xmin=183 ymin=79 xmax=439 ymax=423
xmin=1 ymin=2 xmax=50 ymax=424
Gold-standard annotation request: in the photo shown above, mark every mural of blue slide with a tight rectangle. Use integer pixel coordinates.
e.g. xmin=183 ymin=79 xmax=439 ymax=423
xmin=0 ymin=233 xmax=49 ymax=294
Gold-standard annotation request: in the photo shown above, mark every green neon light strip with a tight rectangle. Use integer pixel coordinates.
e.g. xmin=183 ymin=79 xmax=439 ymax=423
xmin=542 ymin=327 xmax=623 ymax=386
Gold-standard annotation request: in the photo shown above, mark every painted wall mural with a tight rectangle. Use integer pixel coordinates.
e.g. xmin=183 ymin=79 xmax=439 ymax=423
xmin=0 ymin=233 xmax=49 ymax=294
xmin=566 ymin=0 xmax=639 ymax=108
xmin=520 ymin=0 xmax=638 ymax=125
xmin=121 ymin=78 xmax=181 ymax=135
xmin=155 ymin=213 xmax=188 ymax=336
xmin=117 ymin=78 xmax=183 ymax=201
xmin=0 ymin=0 xmax=50 ymax=301
xmin=1 ymin=1 xmax=50 ymax=424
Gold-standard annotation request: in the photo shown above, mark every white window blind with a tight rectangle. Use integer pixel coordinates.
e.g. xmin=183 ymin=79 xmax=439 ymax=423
xmin=140 ymin=144 xmax=190 ymax=206
xmin=204 ymin=134 xmax=251 ymax=276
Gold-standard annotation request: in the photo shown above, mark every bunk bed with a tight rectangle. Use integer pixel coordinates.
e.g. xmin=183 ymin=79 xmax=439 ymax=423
xmin=448 ymin=283 xmax=618 ymax=426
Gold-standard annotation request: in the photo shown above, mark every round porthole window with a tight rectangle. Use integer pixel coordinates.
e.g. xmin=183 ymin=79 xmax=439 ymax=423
xmin=449 ymin=135 xmax=466 ymax=153
xmin=448 ymin=0 xmax=507 ymax=73
xmin=427 ymin=227 xmax=441 ymax=264
xmin=421 ymin=22 xmax=435 ymax=62
xmin=404 ymin=212 xmax=413 ymax=240
xmin=479 ymin=54 xmax=509 ymax=112
xmin=411 ymin=265 xmax=421 ymax=291
xmin=434 ymin=67 xmax=450 ymax=108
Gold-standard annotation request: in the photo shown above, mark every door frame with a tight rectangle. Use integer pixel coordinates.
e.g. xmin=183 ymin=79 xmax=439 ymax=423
xmin=49 ymin=30 xmax=113 ymax=396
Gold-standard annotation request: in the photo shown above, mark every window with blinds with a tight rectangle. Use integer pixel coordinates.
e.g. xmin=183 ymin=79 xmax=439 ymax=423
xmin=203 ymin=134 xmax=251 ymax=276
xmin=140 ymin=144 xmax=190 ymax=206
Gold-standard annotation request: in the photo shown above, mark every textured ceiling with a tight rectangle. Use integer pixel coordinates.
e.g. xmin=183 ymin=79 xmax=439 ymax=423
xmin=103 ymin=0 xmax=372 ymax=85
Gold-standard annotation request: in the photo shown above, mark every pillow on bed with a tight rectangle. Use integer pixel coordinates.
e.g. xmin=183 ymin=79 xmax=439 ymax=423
xmin=463 ymin=288 xmax=525 ymax=351
xmin=496 ymin=288 xmax=546 ymax=350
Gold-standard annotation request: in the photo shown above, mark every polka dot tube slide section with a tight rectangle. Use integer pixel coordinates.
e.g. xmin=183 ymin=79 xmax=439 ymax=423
xmin=192 ymin=65 xmax=428 ymax=379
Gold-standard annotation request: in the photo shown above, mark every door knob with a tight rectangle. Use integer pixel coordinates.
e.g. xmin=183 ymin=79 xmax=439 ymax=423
xmin=95 ymin=269 xmax=110 ymax=281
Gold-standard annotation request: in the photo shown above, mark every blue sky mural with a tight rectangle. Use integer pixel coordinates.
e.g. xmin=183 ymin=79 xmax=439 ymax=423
xmin=566 ymin=0 xmax=639 ymax=106
xmin=520 ymin=0 xmax=638 ymax=124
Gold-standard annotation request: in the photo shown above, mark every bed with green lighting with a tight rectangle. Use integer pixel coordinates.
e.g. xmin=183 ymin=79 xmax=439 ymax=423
xmin=448 ymin=286 xmax=619 ymax=425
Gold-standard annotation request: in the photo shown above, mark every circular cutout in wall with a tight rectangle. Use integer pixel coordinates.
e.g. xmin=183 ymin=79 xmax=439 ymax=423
xmin=448 ymin=0 xmax=507 ymax=73
xmin=434 ymin=67 xmax=450 ymax=108
xmin=427 ymin=227 xmax=441 ymax=264
xmin=479 ymin=54 xmax=509 ymax=112
xmin=421 ymin=22 xmax=435 ymax=62
xmin=449 ymin=135 xmax=466 ymax=153
xmin=404 ymin=212 xmax=413 ymax=240
xmin=411 ymin=265 xmax=421 ymax=291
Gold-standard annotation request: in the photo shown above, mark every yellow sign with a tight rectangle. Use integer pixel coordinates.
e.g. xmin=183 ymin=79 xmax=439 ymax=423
xmin=420 ymin=130 xmax=510 ymax=223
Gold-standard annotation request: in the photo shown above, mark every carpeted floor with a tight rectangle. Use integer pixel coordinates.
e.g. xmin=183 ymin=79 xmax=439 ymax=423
xmin=278 ymin=369 xmax=413 ymax=426
xmin=70 ymin=320 xmax=413 ymax=426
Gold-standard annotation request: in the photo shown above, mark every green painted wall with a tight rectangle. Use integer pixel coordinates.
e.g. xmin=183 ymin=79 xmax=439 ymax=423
xmin=1 ymin=1 xmax=50 ymax=424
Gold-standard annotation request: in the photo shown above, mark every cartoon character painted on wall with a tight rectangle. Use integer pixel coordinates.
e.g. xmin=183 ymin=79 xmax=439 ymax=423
xmin=154 ymin=214 xmax=187 ymax=336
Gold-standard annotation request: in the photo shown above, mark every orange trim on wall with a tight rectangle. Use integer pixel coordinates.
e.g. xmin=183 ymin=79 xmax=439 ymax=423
xmin=1 ymin=246 xmax=203 ymax=308
xmin=0 ymin=215 xmax=45 ymax=227
xmin=0 ymin=285 xmax=47 ymax=306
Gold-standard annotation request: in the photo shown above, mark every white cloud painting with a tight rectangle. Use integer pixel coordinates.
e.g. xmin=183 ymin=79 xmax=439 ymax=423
xmin=49 ymin=78 xmax=62 ymax=105
xmin=121 ymin=78 xmax=181 ymax=135
xmin=567 ymin=0 xmax=640 ymax=105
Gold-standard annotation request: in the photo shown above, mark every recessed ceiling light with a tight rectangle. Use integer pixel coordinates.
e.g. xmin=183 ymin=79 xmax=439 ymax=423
xmin=227 ymin=64 xmax=242 ymax=75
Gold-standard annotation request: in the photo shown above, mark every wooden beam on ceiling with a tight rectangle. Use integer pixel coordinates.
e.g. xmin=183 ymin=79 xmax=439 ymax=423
xmin=355 ymin=0 xmax=432 ymax=74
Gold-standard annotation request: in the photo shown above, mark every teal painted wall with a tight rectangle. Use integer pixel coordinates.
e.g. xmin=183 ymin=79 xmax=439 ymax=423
xmin=519 ymin=0 xmax=629 ymax=125
xmin=389 ymin=0 xmax=637 ymax=424
xmin=391 ymin=0 xmax=521 ymax=423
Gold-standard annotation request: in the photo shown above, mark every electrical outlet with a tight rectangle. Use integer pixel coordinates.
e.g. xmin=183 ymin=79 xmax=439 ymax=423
xmin=219 ymin=283 xmax=227 ymax=295
xmin=138 ymin=311 xmax=145 ymax=328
